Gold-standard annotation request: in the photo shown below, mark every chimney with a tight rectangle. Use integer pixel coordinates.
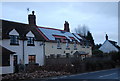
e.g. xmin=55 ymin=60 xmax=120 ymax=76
xmin=106 ymin=34 xmax=108 ymax=40
xmin=28 ymin=11 xmax=36 ymax=25
xmin=64 ymin=21 xmax=70 ymax=32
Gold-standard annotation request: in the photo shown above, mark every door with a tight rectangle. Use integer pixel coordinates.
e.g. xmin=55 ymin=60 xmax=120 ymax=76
xmin=13 ymin=55 xmax=18 ymax=73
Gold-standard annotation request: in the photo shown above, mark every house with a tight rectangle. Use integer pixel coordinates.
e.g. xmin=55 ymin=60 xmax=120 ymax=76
xmin=1 ymin=19 xmax=45 ymax=66
xmin=0 ymin=45 xmax=15 ymax=74
xmin=99 ymin=34 xmax=120 ymax=53
xmin=1 ymin=11 xmax=92 ymax=73
xmin=38 ymin=22 xmax=92 ymax=59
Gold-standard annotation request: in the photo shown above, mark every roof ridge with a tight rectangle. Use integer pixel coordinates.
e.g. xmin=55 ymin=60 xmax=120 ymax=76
xmin=108 ymin=40 xmax=120 ymax=50
xmin=1 ymin=19 xmax=29 ymax=25
xmin=108 ymin=40 xmax=117 ymax=43
xmin=37 ymin=26 xmax=64 ymax=31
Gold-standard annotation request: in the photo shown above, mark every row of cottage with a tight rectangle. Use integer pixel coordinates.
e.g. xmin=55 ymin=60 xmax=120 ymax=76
xmin=0 ymin=11 xmax=92 ymax=74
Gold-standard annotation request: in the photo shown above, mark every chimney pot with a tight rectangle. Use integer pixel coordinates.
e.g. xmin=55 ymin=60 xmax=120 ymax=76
xmin=106 ymin=34 xmax=108 ymax=40
xmin=64 ymin=21 xmax=70 ymax=32
xmin=28 ymin=11 xmax=36 ymax=25
xmin=32 ymin=11 xmax=35 ymax=15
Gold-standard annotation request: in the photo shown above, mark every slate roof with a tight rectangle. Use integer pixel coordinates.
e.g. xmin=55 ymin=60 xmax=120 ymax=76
xmin=0 ymin=45 xmax=15 ymax=55
xmin=38 ymin=27 xmax=82 ymax=42
xmin=108 ymin=40 xmax=120 ymax=51
xmin=1 ymin=19 xmax=85 ymax=43
xmin=1 ymin=19 xmax=46 ymax=41
xmin=74 ymin=51 xmax=88 ymax=55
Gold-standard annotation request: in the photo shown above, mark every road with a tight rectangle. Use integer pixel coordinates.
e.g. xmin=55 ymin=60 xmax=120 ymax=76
xmin=48 ymin=68 xmax=120 ymax=81
xmin=21 ymin=68 xmax=120 ymax=81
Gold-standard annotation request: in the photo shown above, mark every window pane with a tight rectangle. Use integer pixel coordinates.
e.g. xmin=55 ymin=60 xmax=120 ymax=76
xmin=27 ymin=37 xmax=34 ymax=45
xmin=10 ymin=35 xmax=19 ymax=45
xmin=28 ymin=55 xmax=36 ymax=64
xmin=66 ymin=53 xmax=70 ymax=58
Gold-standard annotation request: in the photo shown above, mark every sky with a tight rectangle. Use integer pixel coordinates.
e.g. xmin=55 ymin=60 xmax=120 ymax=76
xmin=1 ymin=2 xmax=119 ymax=45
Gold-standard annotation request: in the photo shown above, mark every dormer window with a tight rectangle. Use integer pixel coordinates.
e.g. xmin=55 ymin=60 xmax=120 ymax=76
xmin=74 ymin=40 xmax=77 ymax=50
xmin=56 ymin=38 xmax=61 ymax=49
xmin=27 ymin=37 xmax=35 ymax=46
xmin=10 ymin=35 xmax=19 ymax=45
xmin=66 ymin=39 xmax=70 ymax=50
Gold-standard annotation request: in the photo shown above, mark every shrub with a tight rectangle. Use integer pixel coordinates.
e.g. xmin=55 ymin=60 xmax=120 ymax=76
xmin=92 ymin=50 xmax=103 ymax=57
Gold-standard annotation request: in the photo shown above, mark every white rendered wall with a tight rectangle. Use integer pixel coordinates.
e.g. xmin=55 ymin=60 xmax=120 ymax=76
xmin=2 ymin=39 xmax=44 ymax=66
xmin=2 ymin=39 xmax=23 ymax=64
xmin=45 ymin=42 xmax=92 ymax=57
xmin=2 ymin=30 xmax=44 ymax=66
xmin=24 ymin=41 xmax=44 ymax=66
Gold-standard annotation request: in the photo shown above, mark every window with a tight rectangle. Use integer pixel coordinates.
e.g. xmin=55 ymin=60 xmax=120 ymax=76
xmin=66 ymin=53 xmax=70 ymax=58
xmin=2 ymin=54 xmax=10 ymax=66
xmin=50 ymin=54 xmax=55 ymax=58
xmin=74 ymin=40 xmax=77 ymax=50
xmin=10 ymin=35 xmax=19 ymax=45
xmin=66 ymin=40 xmax=70 ymax=50
xmin=57 ymin=54 xmax=61 ymax=58
xmin=66 ymin=40 xmax=69 ymax=48
xmin=28 ymin=55 xmax=36 ymax=64
xmin=56 ymin=38 xmax=61 ymax=49
xmin=27 ymin=37 xmax=34 ymax=46
xmin=13 ymin=55 xmax=17 ymax=66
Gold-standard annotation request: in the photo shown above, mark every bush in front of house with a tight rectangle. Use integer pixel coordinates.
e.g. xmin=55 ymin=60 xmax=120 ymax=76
xmin=25 ymin=63 xmax=39 ymax=73
xmin=110 ymin=52 xmax=120 ymax=66
xmin=92 ymin=50 xmax=103 ymax=57
xmin=85 ymin=59 xmax=116 ymax=72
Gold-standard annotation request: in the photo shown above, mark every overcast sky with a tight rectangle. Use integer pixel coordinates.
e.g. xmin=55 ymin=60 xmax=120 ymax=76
xmin=1 ymin=2 xmax=118 ymax=45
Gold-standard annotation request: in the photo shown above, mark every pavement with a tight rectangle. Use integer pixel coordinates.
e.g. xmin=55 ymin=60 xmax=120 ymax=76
xmin=20 ymin=68 xmax=120 ymax=81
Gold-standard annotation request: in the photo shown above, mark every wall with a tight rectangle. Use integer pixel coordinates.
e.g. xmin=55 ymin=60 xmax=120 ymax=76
xmin=45 ymin=42 xmax=92 ymax=57
xmin=2 ymin=39 xmax=44 ymax=66
xmin=24 ymin=41 xmax=44 ymax=66
xmin=2 ymin=39 xmax=23 ymax=64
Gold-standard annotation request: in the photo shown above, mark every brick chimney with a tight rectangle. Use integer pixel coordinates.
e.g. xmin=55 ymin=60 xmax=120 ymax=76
xmin=64 ymin=21 xmax=70 ymax=32
xmin=106 ymin=34 xmax=108 ymax=40
xmin=28 ymin=11 xmax=36 ymax=25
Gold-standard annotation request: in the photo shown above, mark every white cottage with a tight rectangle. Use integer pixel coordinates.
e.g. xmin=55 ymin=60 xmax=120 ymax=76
xmin=1 ymin=13 xmax=45 ymax=74
xmin=99 ymin=34 xmax=120 ymax=53
xmin=1 ymin=11 xmax=92 ymax=74
xmin=37 ymin=25 xmax=92 ymax=59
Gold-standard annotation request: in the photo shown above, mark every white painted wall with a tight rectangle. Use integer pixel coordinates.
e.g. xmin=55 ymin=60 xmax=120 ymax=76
xmin=2 ymin=39 xmax=23 ymax=64
xmin=24 ymin=41 xmax=44 ymax=66
xmin=2 ymin=30 xmax=44 ymax=67
xmin=25 ymin=31 xmax=44 ymax=66
xmin=45 ymin=42 xmax=92 ymax=57
xmin=2 ymin=39 xmax=44 ymax=66
xmin=99 ymin=40 xmax=119 ymax=53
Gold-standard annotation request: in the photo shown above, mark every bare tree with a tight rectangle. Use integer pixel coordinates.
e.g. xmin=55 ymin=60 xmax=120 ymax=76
xmin=74 ymin=24 xmax=89 ymax=37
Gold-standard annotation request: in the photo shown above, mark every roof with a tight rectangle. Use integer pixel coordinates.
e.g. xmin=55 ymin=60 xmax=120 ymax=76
xmin=72 ymin=33 xmax=82 ymax=40
xmin=38 ymin=27 xmax=82 ymax=42
xmin=108 ymin=40 xmax=120 ymax=51
xmin=74 ymin=51 xmax=88 ymax=55
xmin=0 ymin=45 xmax=15 ymax=55
xmin=1 ymin=19 xmax=85 ymax=43
xmin=1 ymin=19 xmax=46 ymax=41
